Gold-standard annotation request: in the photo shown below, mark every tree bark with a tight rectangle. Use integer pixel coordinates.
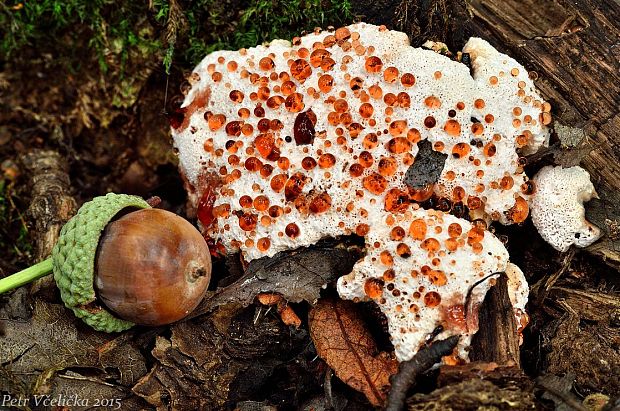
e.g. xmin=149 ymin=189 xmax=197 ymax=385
xmin=20 ymin=150 xmax=76 ymax=293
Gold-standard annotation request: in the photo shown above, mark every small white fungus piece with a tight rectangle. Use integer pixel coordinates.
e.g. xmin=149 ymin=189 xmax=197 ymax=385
xmin=531 ymin=165 xmax=602 ymax=252
xmin=505 ymin=262 xmax=528 ymax=314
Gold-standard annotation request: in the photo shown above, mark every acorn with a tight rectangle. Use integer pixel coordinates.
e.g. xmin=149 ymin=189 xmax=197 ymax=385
xmin=0 ymin=193 xmax=211 ymax=332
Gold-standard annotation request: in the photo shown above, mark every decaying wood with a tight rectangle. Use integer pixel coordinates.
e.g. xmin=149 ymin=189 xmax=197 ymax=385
xmin=466 ymin=0 xmax=620 ymax=266
xmin=20 ymin=150 xmax=76 ymax=261
xmin=20 ymin=150 xmax=76 ymax=293
xmin=544 ymin=311 xmax=620 ymax=395
xmin=437 ymin=362 xmax=533 ymax=389
xmin=548 ymin=286 xmax=620 ymax=322
xmin=407 ymin=378 xmax=537 ymax=410
xmin=415 ymin=362 xmax=538 ymax=410
xmin=530 ymin=249 xmax=575 ymax=306
xmin=470 ymin=274 xmax=521 ymax=366
xmin=586 ymin=192 xmax=620 ymax=270
xmin=536 ymin=373 xmax=588 ymax=411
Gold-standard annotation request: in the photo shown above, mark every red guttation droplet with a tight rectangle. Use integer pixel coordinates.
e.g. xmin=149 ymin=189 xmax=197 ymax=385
xmin=206 ymin=237 xmax=227 ymax=258
xmin=285 ymin=172 xmax=308 ymax=202
xmin=294 ymin=110 xmax=316 ymax=145
xmin=197 ymin=186 xmax=216 ymax=228
xmin=167 ymin=95 xmax=187 ymax=130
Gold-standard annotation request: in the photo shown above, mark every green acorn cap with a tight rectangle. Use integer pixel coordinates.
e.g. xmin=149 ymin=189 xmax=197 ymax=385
xmin=51 ymin=193 xmax=150 ymax=332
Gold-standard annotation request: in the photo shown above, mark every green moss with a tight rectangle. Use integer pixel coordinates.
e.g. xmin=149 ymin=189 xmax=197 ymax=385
xmin=0 ymin=1 xmax=159 ymax=73
xmin=185 ymin=0 xmax=354 ymax=65
xmin=1 ymin=0 xmax=354 ymax=73
xmin=236 ymin=0 xmax=353 ymax=48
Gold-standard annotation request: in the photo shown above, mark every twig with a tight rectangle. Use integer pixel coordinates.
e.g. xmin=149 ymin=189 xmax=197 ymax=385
xmin=57 ymin=373 xmax=118 ymax=388
xmin=531 ymin=248 xmax=575 ymax=305
xmin=324 ymin=368 xmax=335 ymax=409
xmin=536 ymin=374 xmax=587 ymax=411
xmin=386 ymin=335 xmax=460 ymax=411
xmin=20 ymin=150 xmax=77 ymax=262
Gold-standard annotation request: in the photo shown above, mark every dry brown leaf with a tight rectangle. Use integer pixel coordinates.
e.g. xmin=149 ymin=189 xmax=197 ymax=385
xmin=0 ymin=299 xmax=147 ymax=394
xmin=308 ymin=298 xmax=398 ymax=406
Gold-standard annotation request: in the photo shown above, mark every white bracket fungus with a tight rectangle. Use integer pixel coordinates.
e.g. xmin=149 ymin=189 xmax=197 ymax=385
xmin=171 ymin=23 xmax=559 ymax=361
xmin=531 ymin=165 xmax=602 ymax=252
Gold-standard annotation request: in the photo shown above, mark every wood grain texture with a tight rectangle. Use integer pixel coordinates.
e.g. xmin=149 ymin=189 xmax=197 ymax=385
xmin=21 ymin=150 xmax=76 ymax=262
xmin=470 ymin=274 xmax=521 ymax=366
xmin=20 ymin=150 xmax=77 ymax=294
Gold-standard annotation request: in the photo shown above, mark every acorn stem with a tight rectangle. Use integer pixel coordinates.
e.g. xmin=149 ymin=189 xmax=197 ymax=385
xmin=0 ymin=258 xmax=53 ymax=294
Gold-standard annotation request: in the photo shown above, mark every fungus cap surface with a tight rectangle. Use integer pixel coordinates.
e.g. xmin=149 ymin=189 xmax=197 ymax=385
xmin=171 ymin=23 xmax=545 ymax=361
xmin=174 ymin=22 xmax=551 ymax=244
xmin=531 ymin=165 xmax=602 ymax=252
xmin=337 ymin=209 xmax=520 ymax=360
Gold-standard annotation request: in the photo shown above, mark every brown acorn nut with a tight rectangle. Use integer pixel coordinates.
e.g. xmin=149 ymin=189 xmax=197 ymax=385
xmin=95 ymin=208 xmax=211 ymax=326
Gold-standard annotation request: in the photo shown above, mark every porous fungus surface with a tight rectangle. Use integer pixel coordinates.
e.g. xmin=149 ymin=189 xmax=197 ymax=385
xmin=337 ymin=211 xmax=522 ymax=360
xmin=531 ymin=165 xmax=602 ymax=252
xmin=171 ymin=23 xmax=550 ymax=361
